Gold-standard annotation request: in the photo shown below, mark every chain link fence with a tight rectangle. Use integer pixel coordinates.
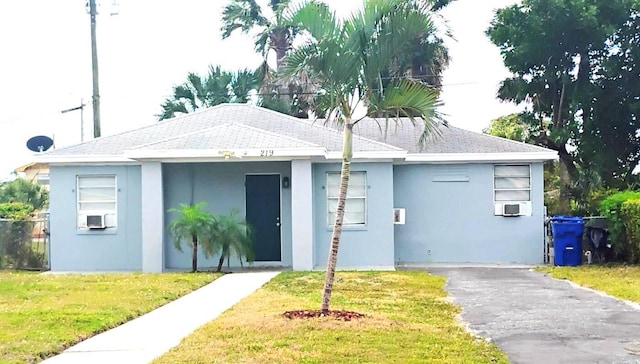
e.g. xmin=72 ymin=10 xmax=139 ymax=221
xmin=0 ymin=213 xmax=49 ymax=270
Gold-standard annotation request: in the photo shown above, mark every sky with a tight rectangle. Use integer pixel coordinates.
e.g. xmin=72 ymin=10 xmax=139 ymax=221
xmin=0 ymin=0 xmax=520 ymax=180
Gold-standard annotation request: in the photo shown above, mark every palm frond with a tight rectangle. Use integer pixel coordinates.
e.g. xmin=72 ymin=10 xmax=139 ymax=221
xmin=366 ymin=78 xmax=445 ymax=145
xmin=287 ymin=1 xmax=338 ymax=44
xmin=158 ymin=99 xmax=188 ymax=121
xmin=221 ymin=0 xmax=267 ymax=39
xmin=231 ymin=69 xmax=260 ymax=102
xmin=173 ymin=84 xmax=198 ymax=111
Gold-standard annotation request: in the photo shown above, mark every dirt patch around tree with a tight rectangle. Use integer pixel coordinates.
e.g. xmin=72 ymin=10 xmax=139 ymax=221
xmin=283 ymin=309 xmax=365 ymax=321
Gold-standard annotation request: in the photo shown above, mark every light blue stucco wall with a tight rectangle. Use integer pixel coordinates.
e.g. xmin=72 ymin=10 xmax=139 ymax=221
xmin=313 ymin=162 xmax=395 ymax=269
xmin=393 ymin=163 xmax=545 ymax=264
xmin=163 ymin=162 xmax=292 ymax=269
xmin=49 ymin=165 xmax=142 ymax=271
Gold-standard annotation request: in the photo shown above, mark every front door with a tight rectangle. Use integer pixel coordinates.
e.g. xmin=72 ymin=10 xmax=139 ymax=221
xmin=245 ymin=174 xmax=281 ymax=261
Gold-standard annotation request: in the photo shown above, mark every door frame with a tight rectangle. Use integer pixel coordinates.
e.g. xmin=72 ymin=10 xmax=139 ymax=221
xmin=244 ymin=172 xmax=283 ymax=265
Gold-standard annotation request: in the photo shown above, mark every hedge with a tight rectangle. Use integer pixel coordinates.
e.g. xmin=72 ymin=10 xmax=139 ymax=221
xmin=0 ymin=202 xmax=42 ymax=269
xmin=599 ymin=191 xmax=640 ymax=263
xmin=621 ymin=199 xmax=640 ymax=264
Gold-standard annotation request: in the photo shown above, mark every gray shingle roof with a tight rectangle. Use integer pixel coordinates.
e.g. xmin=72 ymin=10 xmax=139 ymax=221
xmin=45 ymin=104 xmax=401 ymax=156
xmin=135 ymin=123 xmax=321 ymax=150
xmin=349 ymin=118 xmax=553 ymax=154
xmin=43 ymin=103 xmax=553 ymax=157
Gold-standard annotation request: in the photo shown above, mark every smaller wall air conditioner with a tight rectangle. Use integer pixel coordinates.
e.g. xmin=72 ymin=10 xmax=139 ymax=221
xmin=502 ymin=203 xmax=521 ymax=217
xmin=86 ymin=214 xmax=106 ymax=229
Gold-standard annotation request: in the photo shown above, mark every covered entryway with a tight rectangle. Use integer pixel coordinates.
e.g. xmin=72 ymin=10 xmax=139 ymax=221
xmin=245 ymin=174 xmax=282 ymax=261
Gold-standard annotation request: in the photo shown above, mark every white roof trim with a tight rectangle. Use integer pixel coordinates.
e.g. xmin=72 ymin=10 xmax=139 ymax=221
xmin=405 ymin=151 xmax=558 ymax=163
xmin=124 ymin=147 xmax=327 ymax=160
xmin=325 ymin=151 xmax=408 ymax=160
xmin=33 ymin=155 xmax=135 ymax=163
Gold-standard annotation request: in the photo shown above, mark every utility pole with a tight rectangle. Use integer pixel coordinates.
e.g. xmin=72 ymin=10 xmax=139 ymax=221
xmin=60 ymin=98 xmax=86 ymax=142
xmin=89 ymin=0 xmax=101 ymax=138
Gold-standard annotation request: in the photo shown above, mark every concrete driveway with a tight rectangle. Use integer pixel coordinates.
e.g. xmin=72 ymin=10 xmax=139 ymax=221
xmin=428 ymin=267 xmax=640 ymax=364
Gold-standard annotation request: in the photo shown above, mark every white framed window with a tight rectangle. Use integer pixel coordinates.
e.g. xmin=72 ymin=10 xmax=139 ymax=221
xmin=77 ymin=175 xmax=117 ymax=229
xmin=494 ymin=165 xmax=531 ymax=202
xmin=327 ymin=171 xmax=367 ymax=226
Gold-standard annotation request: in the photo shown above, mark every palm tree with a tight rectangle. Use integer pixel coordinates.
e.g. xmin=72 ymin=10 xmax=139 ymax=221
xmin=221 ymin=0 xmax=297 ymax=74
xmin=167 ymin=202 xmax=215 ymax=272
xmin=221 ymin=0 xmax=317 ymax=117
xmin=205 ymin=210 xmax=254 ymax=272
xmin=158 ymin=65 xmax=260 ymax=120
xmin=285 ymin=0 xmax=444 ymax=313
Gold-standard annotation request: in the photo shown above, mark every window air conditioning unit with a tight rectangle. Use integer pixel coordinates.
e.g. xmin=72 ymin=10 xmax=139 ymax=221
xmin=503 ymin=203 xmax=521 ymax=217
xmin=86 ymin=214 xmax=106 ymax=229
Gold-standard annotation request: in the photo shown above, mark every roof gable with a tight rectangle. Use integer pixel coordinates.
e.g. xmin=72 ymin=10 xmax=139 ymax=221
xmin=44 ymin=104 xmax=401 ymax=157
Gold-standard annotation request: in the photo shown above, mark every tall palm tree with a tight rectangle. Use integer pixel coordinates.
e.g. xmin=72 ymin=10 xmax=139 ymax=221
xmin=221 ymin=0 xmax=297 ymax=74
xmin=285 ymin=0 xmax=444 ymax=313
xmin=158 ymin=65 xmax=260 ymax=120
xmin=167 ymin=202 xmax=215 ymax=272
xmin=221 ymin=0 xmax=317 ymax=117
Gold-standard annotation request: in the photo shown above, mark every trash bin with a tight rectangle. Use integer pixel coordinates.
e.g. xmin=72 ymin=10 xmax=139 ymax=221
xmin=551 ymin=216 xmax=584 ymax=266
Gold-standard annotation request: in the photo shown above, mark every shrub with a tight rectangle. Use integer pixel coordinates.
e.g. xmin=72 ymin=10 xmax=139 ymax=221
xmin=574 ymin=187 xmax=619 ymax=216
xmin=620 ymin=199 xmax=640 ymax=264
xmin=0 ymin=202 xmax=43 ymax=269
xmin=0 ymin=202 xmax=34 ymax=219
xmin=599 ymin=191 xmax=640 ymax=263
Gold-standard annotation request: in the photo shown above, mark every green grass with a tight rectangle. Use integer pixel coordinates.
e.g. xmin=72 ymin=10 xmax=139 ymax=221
xmin=538 ymin=265 xmax=640 ymax=303
xmin=154 ymin=271 xmax=508 ymax=364
xmin=0 ymin=271 xmax=221 ymax=364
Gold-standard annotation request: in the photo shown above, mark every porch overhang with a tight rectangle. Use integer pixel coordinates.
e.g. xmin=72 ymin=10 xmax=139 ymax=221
xmin=124 ymin=147 xmax=327 ymax=161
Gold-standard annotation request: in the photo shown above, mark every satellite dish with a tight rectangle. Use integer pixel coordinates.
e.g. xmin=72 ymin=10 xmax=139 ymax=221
xmin=26 ymin=135 xmax=54 ymax=152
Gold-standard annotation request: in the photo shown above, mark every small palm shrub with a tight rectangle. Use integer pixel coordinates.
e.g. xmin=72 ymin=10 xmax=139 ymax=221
xmin=167 ymin=202 xmax=215 ymax=272
xmin=205 ymin=210 xmax=254 ymax=272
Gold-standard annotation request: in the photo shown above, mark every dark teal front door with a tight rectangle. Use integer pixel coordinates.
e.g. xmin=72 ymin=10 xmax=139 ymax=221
xmin=246 ymin=174 xmax=281 ymax=261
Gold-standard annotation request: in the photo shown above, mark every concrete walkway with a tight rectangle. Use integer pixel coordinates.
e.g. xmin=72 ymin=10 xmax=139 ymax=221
xmin=42 ymin=271 xmax=279 ymax=364
xmin=429 ymin=267 xmax=640 ymax=364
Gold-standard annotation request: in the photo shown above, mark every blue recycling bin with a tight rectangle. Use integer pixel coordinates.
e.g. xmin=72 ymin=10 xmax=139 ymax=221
xmin=551 ymin=216 xmax=584 ymax=266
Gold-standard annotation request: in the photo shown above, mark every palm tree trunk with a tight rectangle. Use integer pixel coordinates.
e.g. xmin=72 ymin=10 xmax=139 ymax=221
xmin=321 ymin=122 xmax=353 ymax=313
xmin=191 ymin=235 xmax=198 ymax=273
xmin=216 ymin=246 xmax=228 ymax=272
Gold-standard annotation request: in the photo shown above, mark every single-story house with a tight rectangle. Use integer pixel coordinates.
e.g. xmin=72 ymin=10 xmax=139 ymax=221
xmin=35 ymin=104 xmax=557 ymax=272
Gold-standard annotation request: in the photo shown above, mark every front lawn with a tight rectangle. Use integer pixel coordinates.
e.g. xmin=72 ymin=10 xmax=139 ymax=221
xmin=0 ymin=271 xmax=220 ymax=364
xmin=539 ymin=265 xmax=640 ymax=303
xmin=154 ymin=271 xmax=508 ymax=364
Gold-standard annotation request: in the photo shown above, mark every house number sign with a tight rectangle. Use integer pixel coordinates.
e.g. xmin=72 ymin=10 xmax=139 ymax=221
xmin=260 ymin=150 xmax=275 ymax=157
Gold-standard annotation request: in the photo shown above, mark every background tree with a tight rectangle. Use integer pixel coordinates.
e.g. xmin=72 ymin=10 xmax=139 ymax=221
xmin=286 ymin=0 xmax=443 ymax=313
xmin=482 ymin=113 xmax=533 ymax=143
xmin=0 ymin=178 xmax=48 ymax=211
xmin=486 ymin=0 xmax=636 ymax=213
xmin=577 ymin=12 xmax=640 ymax=189
xmin=158 ymin=66 xmax=259 ymax=120
xmin=221 ymin=0 xmax=315 ymax=117
xmin=167 ymin=202 xmax=215 ymax=272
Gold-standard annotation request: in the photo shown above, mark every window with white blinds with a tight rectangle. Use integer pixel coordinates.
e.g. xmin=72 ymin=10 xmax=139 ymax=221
xmin=77 ymin=175 xmax=117 ymax=228
xmin=494 ymin=165 xmax=530 ymax=202
xmin=327 ymin=171 xmax=366 ymax=226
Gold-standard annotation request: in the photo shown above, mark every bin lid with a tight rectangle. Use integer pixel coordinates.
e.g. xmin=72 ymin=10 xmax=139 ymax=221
xmin=551 ymin=215 xmax=584 ymax=223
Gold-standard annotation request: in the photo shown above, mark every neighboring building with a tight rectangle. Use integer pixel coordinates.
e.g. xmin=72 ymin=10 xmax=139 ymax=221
xmin=35 ymin=104 xmax=557 ymax=272
xmin=14 ymin=162 xmax=50 ymax=190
